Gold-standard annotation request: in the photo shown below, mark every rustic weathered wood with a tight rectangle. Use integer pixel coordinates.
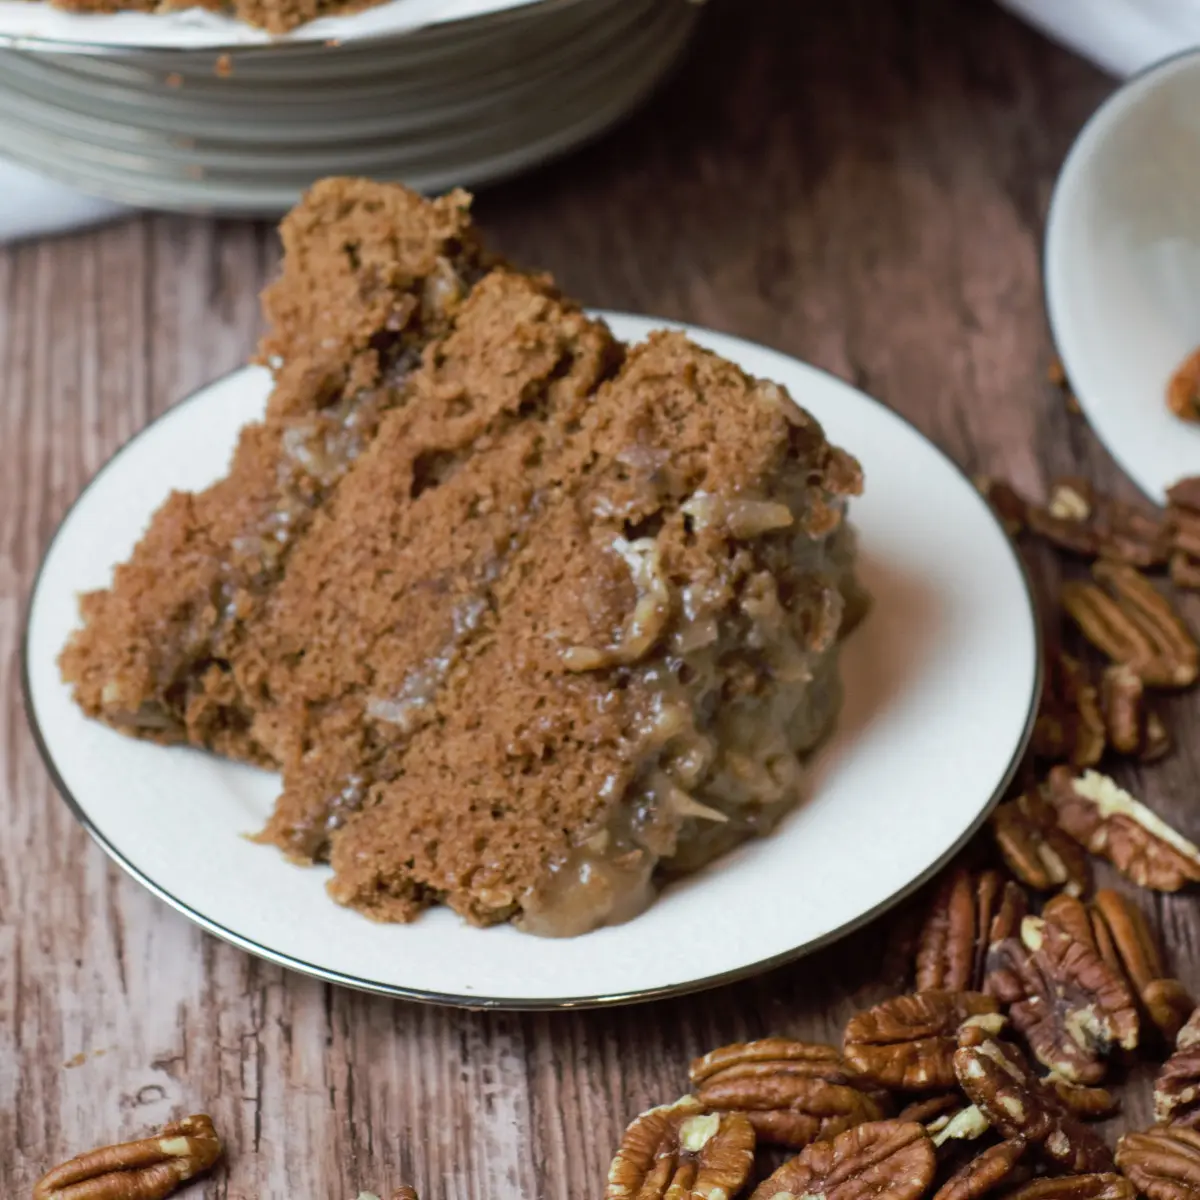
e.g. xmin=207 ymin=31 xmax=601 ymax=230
xmin=7 ymin=0 xmax=1198 ymax=1196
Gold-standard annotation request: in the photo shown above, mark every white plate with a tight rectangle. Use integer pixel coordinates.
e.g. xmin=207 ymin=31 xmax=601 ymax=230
xmin=0 ymin=0 xmax=549 ymax=52
xmin=24 ymin=315 xmax=1040 ymax=1009
xmin=1045 ymin=49 xmax=1200 ymax=504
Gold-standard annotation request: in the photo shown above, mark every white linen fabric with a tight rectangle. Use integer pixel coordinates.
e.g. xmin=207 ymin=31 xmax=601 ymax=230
xmin=0 ymin=159 xmax=130 ymax=243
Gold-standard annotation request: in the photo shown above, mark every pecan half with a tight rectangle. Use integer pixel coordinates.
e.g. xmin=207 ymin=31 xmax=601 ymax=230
xmin=916 ymin=869 xmax=1008 ymax=992
xmin=1154 ymin=1007 xmax=1200 ymax=1127
xmin=989 ymin=882 xmax=1029 ymax=945
xmin=1002 ymin=1175 xmax=1135 ymax=1200
xmin=1046 ymin=767 xmax=1200 ymax=891
xmin=1101 ymin=665 xmax=1170 ymax=761
xmin=932 ymin=1138 xmax=1027 ymax=1200
xmin=1092 ymin=889 xmax=1194 ymax=1043
xmin=1048 ymin=1077 xmax=1120 ymax=1121
xmin=749 ymin=1120 xmax=936 ymax=1200
xmin=1170 ymin=503 xmax=1200 ymax=560
xmin=1033 ymin=653 xmax=1105 ymax=768
xmin=1144 ymin=979 xmax=1197 ymax=1047
xmin=1091 ymin=890 xmax=1161 ymax=989
xmin=990 ymin=793 xmax=1090 ymax=896
xmin=1167 ymin=476 xmax=1200 ymax=512
xmin=977 ymin=478 xmax=1028 ymax=537
xmin=1167 ymin=346 xmax=1200 ymax=423
xmin=1169 ymin=550 xmax=1200 ymax=592
xmin=1027 ymin=503 xmax=1100 ymax=558
xmin=606 ymin=1097 xmax=755 ymax=1200
xmin=1042 ymin=894 xmax=1097 ymax=952
xmin=953 ymin=1036 xmax=1113 ymax=1173
xmin=1116 ymin=1125 xmax=1200 ymax=1200
xmin=688 ymin=1039 xmax=885 ymax=1149
xmin=843 ymin=992 xmax=1000 ymax=1092
xmin=1027 ymin=485 xmax=1170 ymax=568
xmin=1093 ymin=500 xmax=1173 ymax=569
xmin=1061 ymin=562 xmax=1199 ymax=688
xmin=32 ymin=1115 xmax=221 ymax=1200
xmin=986 ymin=916 xmax=1138 ymax=1083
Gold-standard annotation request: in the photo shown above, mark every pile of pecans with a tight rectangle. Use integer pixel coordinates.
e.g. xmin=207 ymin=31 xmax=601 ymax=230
xmin=597 ymin=471 xmax=1200 ymax=1200
xmin=33 ymin=474 xmax=1200 ymax=1200
xmin=977 ymin=472 xmax=1200 ymax=767
xmin=600 ymin=855 xmax=1200 ymax=1200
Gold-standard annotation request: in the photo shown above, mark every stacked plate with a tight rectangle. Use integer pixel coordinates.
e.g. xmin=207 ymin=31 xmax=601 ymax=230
xmin=0 ymin=0 xmax=698 ymax=214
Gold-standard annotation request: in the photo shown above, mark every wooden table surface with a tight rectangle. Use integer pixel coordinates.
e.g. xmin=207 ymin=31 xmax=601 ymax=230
xmin=7 ymin=1 xmax=1199 ymax=1196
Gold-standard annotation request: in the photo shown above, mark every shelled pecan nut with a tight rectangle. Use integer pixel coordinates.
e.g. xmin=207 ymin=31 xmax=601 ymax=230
xmin=1048 ymin=1077 xmax=1120 ymax=1121
xmin=984 ymin=916 xmax=1138 ymax=1084
xmin=1046 ymin=768 xmax=1200 ymax=892
xmin=1027 ymin=503 xmax=1101 ymax=558
xmin=990 ymin=792 xmax=1090 ymax=896
xmin=976 ymin=478 xmax=1028 ymax=537
xmin=953 ymin=1037 xmax=1113 ymax=1173
xmin=748 ymin=1120 xmax=936 ymax=1200
xmin=1092 ymin=889 xmax=1163 ymax=989
xmin=1154 ymin=1007 xmax=1200 ymax=1127
xmin=1062 ymin=562 xmax=1199 ymax=688
xmin=391 ymin=1189 xmax=419 ymax=1200
xmin=842 ymin=992 xmax=1001 ymax=1091
xmin=32 ymin=1114 xmax=222 ymax=1200
xmin=1101 ymin=665 xmax=1170 ymax=761
xmin=1144 ymin=979 xmax=1197 ymax=1047
xmin=688 ymin=1039 xmax=886 ymax=1149
xmin=1027 ymin=483 xmax=1170 ymax=568
xmin=606 ymin=1097 xmax=755 ymax=1200
xmin=1171 ymin=504 xmax=1200 ymax=559
xmin=916 ymin=869 xmax=1008 ymax=992
xmin=1169 ymin=550 xmax=1200 ymax=592
xmin=989 ymin=881 xmax=1029 ymax=945
xmin=1116 ymin=1124 xmax=1200 ymax=1200
xmin=1169 ymin=483 xmax=1200 ymax=588
xmin=931 ymin=1137 xmax=1027 ymax=1200
xmin=1001 ymin=1175 xmax=1136 ymax=1200
xmin=1093 ymin=501 xmax=1173 ymax=569
xmin=1090 ymin=889 xmax=1194 ymax=1042
xmin=1167 ymin=347 xmax=1200 ymax=423
xmin=1089 ymin=904 xmax=1123 ymax=980
xmin=1033 ymin=653 xmax=1106 ymax=767
xmin=1042 ymin=894 xmax=1097 ymax=952
xmin=1167 ymin=476 xmax=1200 ymax=512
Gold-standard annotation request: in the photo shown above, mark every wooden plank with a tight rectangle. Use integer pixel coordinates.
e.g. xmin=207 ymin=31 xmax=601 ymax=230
xmin=9 ymin=0 xmax=1193 ymax=1196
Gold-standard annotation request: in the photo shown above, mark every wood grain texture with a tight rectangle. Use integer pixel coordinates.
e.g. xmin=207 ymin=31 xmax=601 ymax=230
xmin=6 ymin=0 xmax=1197 ymax=1195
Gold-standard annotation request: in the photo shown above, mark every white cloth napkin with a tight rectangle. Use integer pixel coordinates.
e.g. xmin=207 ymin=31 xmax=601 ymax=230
xmin=998 ymin=0 xmax=1200 ymax=80
xmin=3 ymin=0 xmax=1198 ymax=244
xmin=0 ymin=159 xmax=131 ymax=244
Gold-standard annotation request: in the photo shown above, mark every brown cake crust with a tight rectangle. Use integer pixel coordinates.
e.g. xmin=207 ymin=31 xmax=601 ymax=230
xmin=60 ymin=178 xmax=865 ymax=937
xmin=59 ymin=179 xmax=491 ymax=763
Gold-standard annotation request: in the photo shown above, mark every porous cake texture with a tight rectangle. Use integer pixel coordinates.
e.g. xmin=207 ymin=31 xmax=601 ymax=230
xmin=60 ymin=178 xmax=865 ymax=936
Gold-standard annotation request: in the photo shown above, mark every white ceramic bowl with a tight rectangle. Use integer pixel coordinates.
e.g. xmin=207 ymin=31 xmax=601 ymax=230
xmin=1045 ymin=48 xmax=1200 ymax=502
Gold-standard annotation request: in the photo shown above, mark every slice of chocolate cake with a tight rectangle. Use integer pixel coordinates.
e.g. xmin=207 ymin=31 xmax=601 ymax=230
xmin=60 ymin=179 xmax=864 ymax=937
xmin=59 ymin=179 xmax=494 ymax=764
